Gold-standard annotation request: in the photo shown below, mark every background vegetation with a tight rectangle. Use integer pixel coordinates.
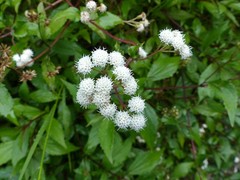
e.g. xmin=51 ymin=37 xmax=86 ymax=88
xmin=1 ymin=0 xmax=240 ymax=179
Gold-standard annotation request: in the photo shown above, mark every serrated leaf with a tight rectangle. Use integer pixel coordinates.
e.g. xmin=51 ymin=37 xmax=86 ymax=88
xmin=218 ymin=83 xmax=238 ymax=126
xmin=14 ymin=103 xmax=42 ymax=120
xmin=0 ymin=83 xmax=14 ymax=117
xmin=98 ymin=120 xmax=115 ymax=164
xmin=30 ymin=89 xmax=58 ymax=103
xmin=147 ymin=55 xmax=180 ymax=81
xmin=96 ymin=12 xmax=123 ymax=30
xmin=0 ymin=141 xmax=13 ymax=166
xmin=85 ymin=122 xmax=100 ymax=153
xmin=173 ymin=162 xmax=193 ymax=178
xmin=128 ymin=151 xmax=161 ymax=175
xmin=199 ymin=64 xmax=219 ymax=84
xmin=49 ymin=7 xmax=79 ymax=35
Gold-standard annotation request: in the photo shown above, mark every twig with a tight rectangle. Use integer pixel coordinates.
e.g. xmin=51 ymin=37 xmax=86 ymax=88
xmin=45 ymin=0 xmax=63 ymax=11
xmin=89 ymin=20 xmax=137 ymax=46
xmin=65 ymin=0 xmax=73 ymax=7
xmin=145 ymin=84 xmax=207 ymax=91
xmin=0 ymin=31 xmax=11 ymax=39
xmin=19 ymin=20 xmax=71 ymax=68
xmin=113 ymin=85 xmax=126 ymax=110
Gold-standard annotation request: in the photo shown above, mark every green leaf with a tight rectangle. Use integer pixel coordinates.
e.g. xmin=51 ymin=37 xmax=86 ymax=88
xmin=128 ymin=151 xmax=161 ymax=175
xmin=173 ymin=162 xmax=193 ymax=178
xmin=30 ymin=89 xmax=58 ymax=103
xmin=14 ymin=103 xmax=43 ymax=120
xmin=85 ymin=121 xmax=100 ymax=153
xmin=147 ymin=55 xmax=180 ymax=81
xmin=41 ymin=57 xmax=56 ymax=90
xmin=61 ymin=79 xmax=78 ymax=102
xmin=10 ymin=0 xmax=22 ymax=13
xmin=199 ymin=64 xmax=219 ymax=84
xmin=98 ymin=120 xmax=115 ymax=164
xmin=0 ymin=83 xmax=14 ymax=117
xmin=96 ymin=12 xmax=123 ymax=30
xmin=141 ymin=103 xmax=159 ymax=149
xmin=49 ymin=119 xmax=67 ymax=148
xmin=218 ymin=83 xmax=238 ymax=126
xmin=0 ymin=141 xmax=13 ymax=166
xmin=49 ymin=7 xmax=79 ymax=35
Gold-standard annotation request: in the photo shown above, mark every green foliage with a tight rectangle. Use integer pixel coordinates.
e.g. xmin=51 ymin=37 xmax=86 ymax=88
xmin=1 ymin=0 xmax=240 ymax=179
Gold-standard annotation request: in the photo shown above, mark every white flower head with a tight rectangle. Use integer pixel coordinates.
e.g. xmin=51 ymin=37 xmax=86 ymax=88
xmin=80 ymin=11 xmax=90 ymax=23
xmin=86 ymin=0 xmax=97 ymax=11
xmin=78 ymin=78 xmax=95 ymax=96
xmin=109 ymin=51 xmax=125 ymax=67
xmin=122 ymin=77 xmax=138 ymax=95
xmin=95 ymin=76 xmax=113 ymax=94
xmin=93 ymin=92 xmax=111 ymax=107
xmin=91 ymin=48 xmax=109 ymax=67
xmin=128 ymin=96 xmax=145 ymax=113
xmin=159 ymin=29 xmax=173 ymax=45
xmin=114 ymin=111 xmax=131 ymax=129
xmin=23 ymin=48 xmax=34 ymax=57
xmin=12 ymin=54 xmax=20 ymax=62
xmin=113 ymin=66 xmax=132 ymax=81
xmin=179 ymin=44 xmax=192 ymax=59
xmin=171 ymin=30 xmax=185 ymax=50
xmin=136 ymin=23 xmax=145 ymax=32
xmin=76 ymin=90 xmax=92 ymax=108
xmin=201 ymin=159 xmax=208 ymax=170
xmin=20 ymin=53 xmax=33 ymax=66
xmin=99 ymin=103 xmax=117 ymax=119
xmin=130 ymin=114 xmax=146 ymax=131
xmin=76 ymin=55 xmax=93 ymax=75
xmin=138 ymin=47 xmax=147 ymax=58
xmin=235 ymin=157 xmax=240 ymax=164
xmin=98 ymin=3 xmax=107 ymax=13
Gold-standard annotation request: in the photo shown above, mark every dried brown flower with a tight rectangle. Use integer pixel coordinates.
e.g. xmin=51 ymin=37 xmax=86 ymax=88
xmin=19 ymin=70 xmax=37 ymax=82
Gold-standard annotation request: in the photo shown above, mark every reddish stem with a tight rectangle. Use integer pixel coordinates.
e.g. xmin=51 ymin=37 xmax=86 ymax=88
xmin=0 ymin=32 xmax=11 ymax=39
xmin=45 ymin=0 xmax=63 ymax=10
xmin=89 ymin=20 xmax=137 ymax=46
xmin=19 ymin=21 xmax=71 ymax=68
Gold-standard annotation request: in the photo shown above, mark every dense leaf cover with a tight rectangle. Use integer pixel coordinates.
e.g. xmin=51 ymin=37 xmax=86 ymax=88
xmin=0 ymin=0 xmax=240 ymax=179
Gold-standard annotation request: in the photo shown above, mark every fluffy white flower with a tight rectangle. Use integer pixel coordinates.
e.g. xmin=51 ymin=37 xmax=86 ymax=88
xmin=80 ymin=11 xmax=90 ymax=23
xmin=130 ymin=114 xmax=146 ymax=131
xmin=76 ymin=90 xmax=92 ymax=108
xmin=128 ymin=96 xmax=145 ymax=113
xmin=78 ymin=78 xmax=95 ymax=96
xmin=95 ymin=76 xmax=113 ymax=94
xmin=114 ymin=111 xmax=131 ymax=129
xmin=179 ymin=44 xmax=192 ymax=59
xmin=12 ymin=54 xmax=20 ymax=62
xmin=76 ymin=56 xmax=93 ymax=75
xmin=86 ymin=0 xmax=97 ymax=11
xmin=93 ymin=92 xmax=111 ymax=107
xmin=108 ymin=51 xmax=125 ymax=67
xmin=235 ymin=157 xmax=240 ymax=164
xmin=98 ymin=3 xmax=107 ymax=13
xmin=122 ymin=77 xmax=138 ymax=95
xmin=159 ymin=29 xmax=173 ymax=45
xmin=91 ymin=48 xmax=109 ymax=67
xmin=171 ymin=30 xmax=185 ymax=50
xmin=138 ymin=47 xmax=147 ymax=58
xmin=136 ymin=23 xmax=145 ymax=32
xmin=113 ymin=66 xmax=132 ymax=81
xmin=99 ymin=103 xmax=117 ymax=119
xmin=23 ymin=48 xmax=34 ymax=57
xmin=201 ymin=159 xmax=208 ymax=170
xmin=20 ymin=53 xmax=33 ymax=66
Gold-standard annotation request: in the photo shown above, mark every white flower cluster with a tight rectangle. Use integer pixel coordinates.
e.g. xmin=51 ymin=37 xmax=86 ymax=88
xmin=81 ymin=1 xmax=107 ymax=23
xmin=76 ymin=48 xmax=146 ymax=131
xmin=159 ymin=29 xmax=192 ymax=60
xmin=12 ymin=49 xmax=34 ymax=67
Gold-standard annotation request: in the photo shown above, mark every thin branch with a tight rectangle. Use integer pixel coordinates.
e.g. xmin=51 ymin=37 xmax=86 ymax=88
xmin=89 ymin=20 xmax=137 ymax=46
xmin=65 ymin=0 xmax=73 ymax=7
xmin=18 ymin=21 xmax=71 ymax=68
xmin=0 ymin=31 xmax=11 ymax=39
xmin=45 ymin=0 xmax=63 ymax=11
xmin=145 ymin=84 xmax=207 ymax=91
xmin=113 ymin=85 xmax=126 ymax=110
